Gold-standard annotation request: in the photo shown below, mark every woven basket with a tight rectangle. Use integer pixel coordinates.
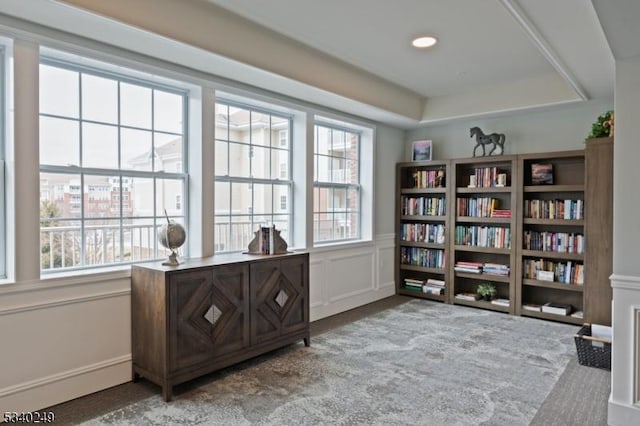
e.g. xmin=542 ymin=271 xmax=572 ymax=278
xmin=574 ymin=324 xmax=611 ymax=370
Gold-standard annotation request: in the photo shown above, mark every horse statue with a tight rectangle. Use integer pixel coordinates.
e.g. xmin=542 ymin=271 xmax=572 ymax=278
xmin=470 ymin=127 xmax=505 ymax=157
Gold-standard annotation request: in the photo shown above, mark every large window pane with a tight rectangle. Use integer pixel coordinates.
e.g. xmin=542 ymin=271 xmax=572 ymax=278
xmin=121 ymin=128 xmax=153 ymax=172
xmin=40 ymin=117 xmax=80 ymax=166
xmin=314 ymin=122 xmax=361 ymax=244
xmin=82 ymin=123 xmax=118 ymax=169
xmin=39 ymin=64 xmax=79 ymax=118
xmin=154 ymin=90 xmax=183 ymax=133
xmin=39 ymin=57 xmax=187 ymax=272
xmin=214 ymin=100 xmax=292 ymax=253
xmin=82 ymin=74 xmax=118 ymax=124
xmin=120 ymin=83 xmax=152 ymax=129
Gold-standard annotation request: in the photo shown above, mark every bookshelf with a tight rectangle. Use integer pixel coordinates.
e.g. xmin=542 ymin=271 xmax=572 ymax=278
xmin=394 ymin=147 xmax=613 ymax=326
xmin=516 ymin=150 xmax=586 ymax=325
xmin=584 ymin=137 xmax=613 ymax=326
xmin=395 ymin=160 xmax=450 ymax=302
xmin=450 ymin=156 xmax=517 ymax=313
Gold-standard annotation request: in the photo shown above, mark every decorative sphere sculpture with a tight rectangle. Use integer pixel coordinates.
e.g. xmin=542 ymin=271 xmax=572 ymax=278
xmin=158 ymin=212 xmax=186 ymax=266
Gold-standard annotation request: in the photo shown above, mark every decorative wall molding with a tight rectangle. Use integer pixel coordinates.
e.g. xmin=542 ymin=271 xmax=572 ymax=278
xmin=610 ymin=274 xmax=640 ymax=290
xmin=0 ymin=355 xmax=130 ymax=398
xmin=636 ymin=308 xmax=640 ymax=404
xmin=0 ymin=289 xmax=131 ymax=316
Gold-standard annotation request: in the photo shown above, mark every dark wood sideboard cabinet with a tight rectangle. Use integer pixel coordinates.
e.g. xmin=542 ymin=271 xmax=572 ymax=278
xmin=131 ymin=252 xmax=310 ymax=401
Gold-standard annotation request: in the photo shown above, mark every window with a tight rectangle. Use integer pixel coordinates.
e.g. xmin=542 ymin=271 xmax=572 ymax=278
xmin=278 ymin=129 xmax=288 ymax=147
xmin=214 ymin=100 xmax=292 ymax=252
xmin=39 ymin=56 xmax=188 ymax=272
xmin=314 ymin=122 xmax=361 ymax=243
xmin=280 ymin=195 xmax=287 ymax=211
xmin=175 ymin=194 xmax=181 ymax=210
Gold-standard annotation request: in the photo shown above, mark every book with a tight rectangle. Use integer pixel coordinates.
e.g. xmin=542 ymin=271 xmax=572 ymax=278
xmin=541 ymin=302 xmax=572 ymax=316
xmin=522 ymin=303 xmax=542 ymax=312
xmin=455 ymin=292 xmax=480 ymax=301
xmin=531 ymin=163 xmax=554 ymax=185
xmin=490 ymin=298 xmax=510 ymax=307
xmin=570 ymin=310 xmax=584 ymax=319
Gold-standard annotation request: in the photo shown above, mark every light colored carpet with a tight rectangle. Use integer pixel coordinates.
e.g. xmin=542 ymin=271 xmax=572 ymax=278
xmin=82 ymin=300 xmax=577 ymax=425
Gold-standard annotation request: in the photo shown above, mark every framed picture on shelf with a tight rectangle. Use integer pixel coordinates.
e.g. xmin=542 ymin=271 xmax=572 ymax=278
xmin=531 ymin=163 xmax=553 ymax=185
xmin=412 ymin=140 xmax=433 ymax=161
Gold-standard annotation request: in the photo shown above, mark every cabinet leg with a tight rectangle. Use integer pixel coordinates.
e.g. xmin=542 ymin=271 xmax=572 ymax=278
xmin=304 ymin=335 xmax=311 ymax=347
xmin=162 ymin=384 xmax=173 ymax=402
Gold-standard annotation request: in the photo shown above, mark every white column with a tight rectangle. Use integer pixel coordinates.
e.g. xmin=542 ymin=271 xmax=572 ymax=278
xmin=12 ymin=40 xmax=40 ymax=282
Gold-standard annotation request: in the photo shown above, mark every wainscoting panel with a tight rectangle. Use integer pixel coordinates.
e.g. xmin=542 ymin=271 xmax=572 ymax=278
xmin=0 ymin=276 xmax=132 ymax=414
xmin=309 ymin=234 xmax=396 ymax=322
xmin=608 ymin=274 xmax=640 ymax=426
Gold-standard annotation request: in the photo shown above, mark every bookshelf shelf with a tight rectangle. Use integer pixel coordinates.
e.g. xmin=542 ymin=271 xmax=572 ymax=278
xmin=400 ymin=264 xmax=446 ymax=274
xmin=455 ymin=272 xmax=510 ymax=283
xmin=399 ymin=241 xmax=445 ymax=249
xmin=457 ymin=186 xmax=512 ymax=194
xmin=401 ymin=187 xmax=447 ymax=195
xmin=521 ymin=249 xmax=584 ymax=262
xmin=453 ymin=298 xmax=510 ymax=313
xmin=454 ymin=245 xmax=511 ymax=255
xmin=523 ymin=184 xmax=584 ymax=193
xmin=400 ymin=215 xmax=447 ymax=222
xmin=398 ymin=288 xmax=446 ymax=302
xmin=523 ymin=218 xmax=584 ymax=226
xmin=456 ymin=216 xmax=512 ymax=224
xmin=520 ymin=310 xmax=583 ymax=325
xmin=522 ymin=278 xmax=584 ymax=292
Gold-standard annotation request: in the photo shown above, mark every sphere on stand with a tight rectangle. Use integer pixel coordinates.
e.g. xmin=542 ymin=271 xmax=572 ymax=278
xmin=158 ymin=221 xmax=186 ymax=266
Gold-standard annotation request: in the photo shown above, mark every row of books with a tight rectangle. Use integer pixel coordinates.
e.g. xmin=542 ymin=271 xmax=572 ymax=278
xmin=523 ymin=231 xmax=585 ymax=254
xmin=491 ymin=209 xmax=512 ymax=218
xmin=401 ymin=196 xmax=446 ymax=216
xmin=522 ymin=302 xmax=582 ymax=318
xmin=256 ymin=226 xmax=276 ymax=255
xmin=400 ymin=247 xmax=446 ymax=269
xmin=404 ymin=277 xmax=445 ymax=295
xmin=453 ymin=261 xmax=510 ymax=276
xmin=456 ymin=197 xmax=501 ymax=218
xmin=468 ymin=167 xmax=507 ymax=188
xmin=524 ymin=199 xmax=584 ymax=220
xmin=400 ymin=223 xmax=446 ymax=244
xmin=411 ymin=169 xmax=446 ymax=189
xmin=454 ymin=225 xmax=511 ymax=249
xmin=523 ymin=259 xmax=584 ymax=285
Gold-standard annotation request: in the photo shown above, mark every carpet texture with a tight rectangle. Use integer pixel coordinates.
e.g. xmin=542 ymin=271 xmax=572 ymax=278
xmin=83 ymin=300 xmax=577 ymax=425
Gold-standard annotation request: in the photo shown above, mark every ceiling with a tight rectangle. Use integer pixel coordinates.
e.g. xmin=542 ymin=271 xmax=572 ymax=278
xmin=0 ymin=0 xmax=629 ymax=128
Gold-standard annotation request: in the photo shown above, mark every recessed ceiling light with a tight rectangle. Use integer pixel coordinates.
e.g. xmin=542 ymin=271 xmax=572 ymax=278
xmin=412 ymin=36 xmax=438 ymax=49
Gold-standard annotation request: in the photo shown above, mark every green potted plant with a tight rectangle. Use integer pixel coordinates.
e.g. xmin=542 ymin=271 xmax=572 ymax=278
xmin=476 ymin=283 xmax=497 ymax=301
xmin=588 ymin=110 xmax=614 ymax=139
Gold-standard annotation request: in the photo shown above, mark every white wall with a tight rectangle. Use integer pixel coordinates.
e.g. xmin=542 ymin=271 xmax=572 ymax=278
xmin=608 ymin=55 xmax=640 ymax=426
xmin=405 ymin=100 xmax=613 ymax=159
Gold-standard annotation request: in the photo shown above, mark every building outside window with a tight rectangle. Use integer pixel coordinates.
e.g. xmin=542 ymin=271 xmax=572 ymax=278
xmin=214 ymin=100 xmax=292 ymax=252
xmin=313 ymin=122 xmax=361 ymax=243
xmin=39 ymin=55 xmax=187 ymax=272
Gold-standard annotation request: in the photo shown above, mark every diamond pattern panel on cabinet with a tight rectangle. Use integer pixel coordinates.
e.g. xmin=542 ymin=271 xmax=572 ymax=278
xmin=250 ymin=256 xmax=309 ymax=345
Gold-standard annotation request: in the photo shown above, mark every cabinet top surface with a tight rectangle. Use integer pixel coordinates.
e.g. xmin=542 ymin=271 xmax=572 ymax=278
xmin=132 ymin=251 xmax=308 ymax=273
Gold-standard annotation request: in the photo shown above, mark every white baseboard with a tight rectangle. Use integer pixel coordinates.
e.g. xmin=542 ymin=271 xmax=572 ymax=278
xmin=310 ymin=285 xmax=395 ymax=322
xmin=608 ymin=397 xmax=640 ymax=426
xmin=0 ymin=356 xmax=131 ymax=414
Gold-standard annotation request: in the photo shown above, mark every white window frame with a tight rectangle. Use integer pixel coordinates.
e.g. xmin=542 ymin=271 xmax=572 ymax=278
xmin=214 ymin=99 xmax=293 ymax=253
xmin=313 ymin=118 xmax=373 ymax=245
xmin=38 ymin=56 xmax=189 ymax=273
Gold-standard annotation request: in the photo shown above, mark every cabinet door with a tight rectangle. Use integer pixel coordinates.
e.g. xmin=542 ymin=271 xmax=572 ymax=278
xmin=250 ymin=256 xmax=309 ymax=345
xmin=210 ymin=264 xmax=250 ymax=357
xmin=170 ymin=269 xmax=215 ymax=372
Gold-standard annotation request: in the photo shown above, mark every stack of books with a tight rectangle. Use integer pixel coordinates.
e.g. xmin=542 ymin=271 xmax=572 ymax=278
xmin=482 ymin=263 xmax=510 ymax=276
xmin=490 ymin=298 xmax=510 ymax=307
xmin=423 ymin=278 xmax=445 ymax=295
xmin=522 ymin=303 xmax=542 ymax=312
xmin=490 ymin=209 xmax=512 ymax=218
xmin=403 ymin=278 xmax=424 ymax=292
xmin=454 ymin=261 xmax=483 ymax=274
xmin=541 ymin=302 xmax=572 ymax=316
xmin=455 ymin=292 xmax=480 ymax=301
